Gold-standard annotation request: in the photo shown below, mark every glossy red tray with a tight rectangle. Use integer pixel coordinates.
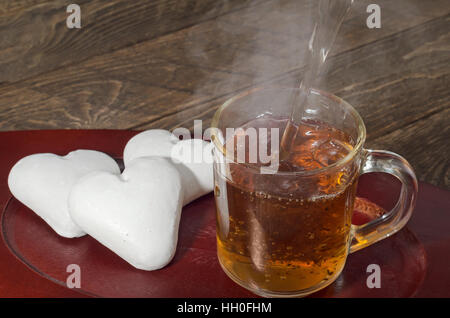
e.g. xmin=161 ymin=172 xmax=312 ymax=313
xmin=0 ymin=130 xmax=449 ymax=297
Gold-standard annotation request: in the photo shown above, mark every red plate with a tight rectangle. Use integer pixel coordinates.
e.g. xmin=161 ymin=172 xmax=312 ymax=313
xmin=0 ymin=187 xmax=427 ymax=298
xmin=0 ymin=130 xmax=448 ymax=297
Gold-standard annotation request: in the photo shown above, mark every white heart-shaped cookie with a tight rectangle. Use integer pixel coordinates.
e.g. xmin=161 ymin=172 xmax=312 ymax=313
xmin=8 ymin=150 xmax=120 ymax=238
xmin=68 ymin=157 xmax=183 ymax=271
xmin=123 ymin=129 xmax=213 ymax=205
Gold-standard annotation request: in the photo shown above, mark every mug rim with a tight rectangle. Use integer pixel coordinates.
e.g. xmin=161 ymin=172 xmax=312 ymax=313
xmin=210 ymin=87 xmax=367 ymax=176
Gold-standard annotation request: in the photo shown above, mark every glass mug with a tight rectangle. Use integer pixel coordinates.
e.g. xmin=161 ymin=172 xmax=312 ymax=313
xmin=210 ymin=87 xmax=418 ymax=297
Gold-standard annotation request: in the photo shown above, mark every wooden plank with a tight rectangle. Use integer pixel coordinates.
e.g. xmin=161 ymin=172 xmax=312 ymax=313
xmin=138 ymin=0 xmax=450 ymax=81
xmin=0 ymin=1 xmax=48 ymax=13
xmin=0 ymin=85 xmax=75 ymax=130
xmin=0 ymin=79 xmax=194 ymax=131
xmin=89 ymin=0 xmax=450 ymax=124
xmin=0 ymin=0 xmax=269 ymax=83
xmin=369 ymin=108 xmax=450 ymax=190
xmin=301 ymin=15 xmax=450 ymax=140
xmin=3 ymin=0 xmax=448 ymax=133
xmin=137 ymin=14 xmax=450 ymax=137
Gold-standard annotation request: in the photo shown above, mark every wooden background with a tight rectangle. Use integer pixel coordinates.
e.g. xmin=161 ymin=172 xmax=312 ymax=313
xmin=0 ymin=0 xmax=448 ymax=189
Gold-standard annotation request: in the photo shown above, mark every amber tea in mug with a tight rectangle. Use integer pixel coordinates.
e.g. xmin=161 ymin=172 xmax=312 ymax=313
xmin=211 ymin=88 xmax=417 ymax=297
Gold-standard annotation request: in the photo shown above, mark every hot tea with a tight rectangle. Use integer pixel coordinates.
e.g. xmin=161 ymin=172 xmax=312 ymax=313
xmin=214 ymin=117 xmax=359 ymax=294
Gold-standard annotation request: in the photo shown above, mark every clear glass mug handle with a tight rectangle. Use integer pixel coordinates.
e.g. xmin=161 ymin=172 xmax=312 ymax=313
xmin=350 ymin=149 xmax=419 ymax=253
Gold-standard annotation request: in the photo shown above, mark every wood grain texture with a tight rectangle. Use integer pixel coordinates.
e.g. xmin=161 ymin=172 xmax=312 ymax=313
xmin=369 ymin=108 xmax=450 ymax=190
xmin=0 ymin=0 xmax=269 ymax=83
xmin=0 ymin=0 xmax=448 ymax=189
xmin=2 ymin=0 xmax=448 ymax=129
xmin=136 ymin=14 xmax=450 ymax=134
